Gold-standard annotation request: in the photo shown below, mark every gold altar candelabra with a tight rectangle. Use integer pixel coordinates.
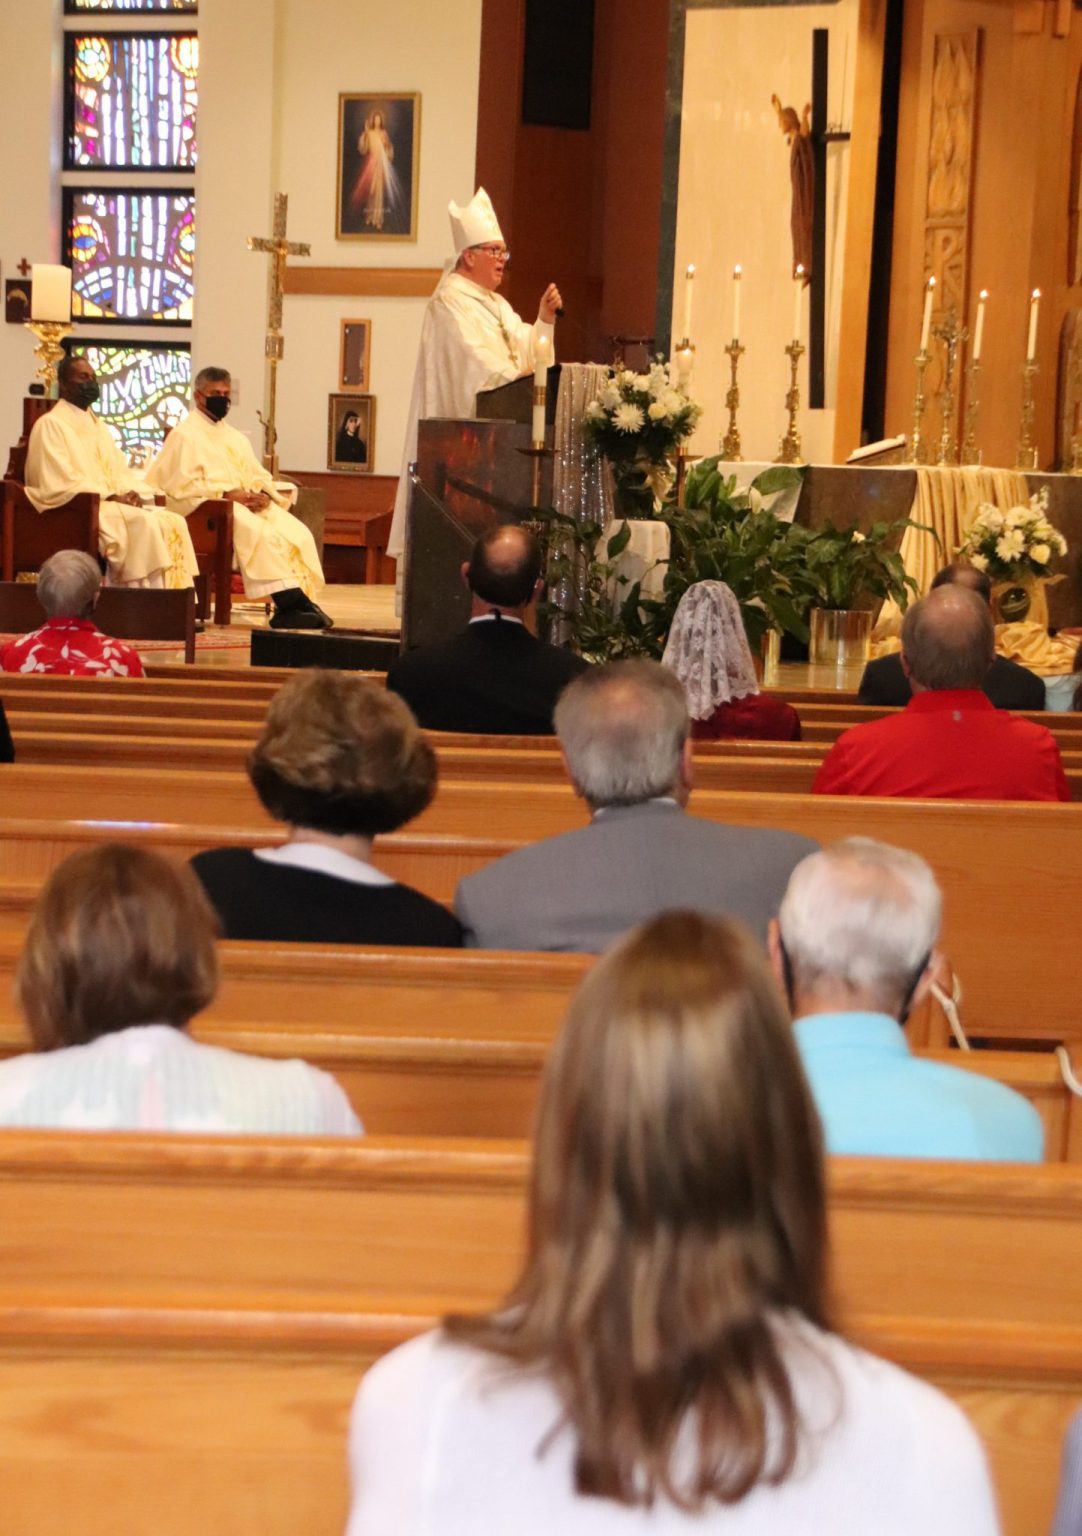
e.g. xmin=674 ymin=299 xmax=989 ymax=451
xmin=24 ymin=319 xmax=73 ymax=392
xmin=775 ymin=340 xmax=805 ymax=465
xmin=721 ymin=339 xmax=745 ymax=461
xmin=1015 ymin=361 xmax=1039 ymax=471
xmin=907 ymin=349 xmax=931 ymax=464
xmin=961 ymin=358 xmax=982 ymax=465
xmin=932 ymin=311 xmax=965 ymax=466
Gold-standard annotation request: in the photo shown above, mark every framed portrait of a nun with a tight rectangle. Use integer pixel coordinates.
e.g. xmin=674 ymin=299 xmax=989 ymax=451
xmin=337 ymin=93 xmax=420 ymax=241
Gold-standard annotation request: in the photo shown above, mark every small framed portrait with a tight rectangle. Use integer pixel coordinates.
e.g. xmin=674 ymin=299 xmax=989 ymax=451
xmin=337 ymin=92 xmax=420 ymax=241
xmin=328 ymin=393 xmax=375 ymax=473
xmin=339 ymin=319 xmax=372 ymax=391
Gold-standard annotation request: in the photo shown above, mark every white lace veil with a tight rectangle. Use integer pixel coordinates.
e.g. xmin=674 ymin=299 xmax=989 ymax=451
xmin=661 ymin=581 xmax=760 ymax=718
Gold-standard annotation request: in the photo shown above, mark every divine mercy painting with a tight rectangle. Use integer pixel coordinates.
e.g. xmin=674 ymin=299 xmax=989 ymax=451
xmin=337 ymin=93 xmax=420 ymax=241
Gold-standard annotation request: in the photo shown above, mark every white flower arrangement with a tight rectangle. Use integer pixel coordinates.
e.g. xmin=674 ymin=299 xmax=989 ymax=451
xmin=583 ymin=361 xmax=702 ymax=467
xmin=957 ymin=489 xmax=1067 ymax=583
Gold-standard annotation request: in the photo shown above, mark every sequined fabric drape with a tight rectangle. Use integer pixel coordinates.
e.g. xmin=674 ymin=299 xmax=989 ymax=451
xmin=548 ymin=364 xmax=614 ymax=637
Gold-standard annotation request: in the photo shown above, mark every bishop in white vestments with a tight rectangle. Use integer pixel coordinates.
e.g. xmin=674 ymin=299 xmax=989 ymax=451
xmin=146 ymin=366 xmax=330 ymax=628
xmin=389 ymin=187 xmax=562 ymax=568
xmin=24 ymin=356 xmax=197 ymax=591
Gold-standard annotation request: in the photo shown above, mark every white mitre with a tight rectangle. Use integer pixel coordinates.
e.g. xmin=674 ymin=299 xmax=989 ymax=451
xmin=448 ymin=187 xmax=504 ymax=254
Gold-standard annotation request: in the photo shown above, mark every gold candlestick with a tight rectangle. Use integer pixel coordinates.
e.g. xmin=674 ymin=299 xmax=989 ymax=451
xmin=961 ymin=358 xmax=982 ymax=465
xmin=907 ymin=349 xmax=931 ymax=463
xmin=1015 ymin=361 xmax=1039 ymax=471
xmin=932 ymin=310 xmax=964 ymax=466
xmin=24 ymin=319 xmax=73 ymax=392
xmin=775 ymin=340 xmax=805 ymax=465
xmin=721 ymin=338 xmax=745 ymax=461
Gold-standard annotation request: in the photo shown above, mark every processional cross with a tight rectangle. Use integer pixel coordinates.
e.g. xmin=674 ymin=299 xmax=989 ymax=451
xmin=247 ymin=192 xmax=310 ymax=474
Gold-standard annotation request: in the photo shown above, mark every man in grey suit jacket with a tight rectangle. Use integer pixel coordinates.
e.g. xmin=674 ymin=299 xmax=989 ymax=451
xmin=454 ymin=660 xmax=817 ymax=952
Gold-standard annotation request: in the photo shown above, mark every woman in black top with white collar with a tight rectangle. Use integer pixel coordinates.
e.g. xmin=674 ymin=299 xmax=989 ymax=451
xmin=191 ymin=669 xmax=462 ymax=948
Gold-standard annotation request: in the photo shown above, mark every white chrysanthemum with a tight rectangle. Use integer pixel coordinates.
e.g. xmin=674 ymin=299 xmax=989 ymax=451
xmin=969 ymin=552 xmax=989 ymax=571
xmin=1005 ymin=508 xmax=1027 ymax=530
xmin=613 ymin=402 xmax=645 ymax=433
xmin=1031 ymin=543 xmax=1051 ymax=565
xmin=631 ymin=373 xmax=652 ymax=394
xmin=584 ymin=400 xmax=605 ymax=423
xmin=662 ymin=390 xmax=685 ymax=415
xmin=600 ymin=384 xmax=621 ymax=410
xmin=619 ymin=369 xmax=638 ymax=388
xmin=982 ymin=508 xmax=1005 ymax=533
xmin=647 ymin=400 xmax=669 ymax=421
xmin=647 ymin=364 xmax=669 ymax=398
xmin=995 ymin=532 xmax=1024 ymax=562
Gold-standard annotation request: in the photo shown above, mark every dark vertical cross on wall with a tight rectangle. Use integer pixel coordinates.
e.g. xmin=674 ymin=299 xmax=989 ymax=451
xmin=810 ymin=29 xmax=828 ymax=410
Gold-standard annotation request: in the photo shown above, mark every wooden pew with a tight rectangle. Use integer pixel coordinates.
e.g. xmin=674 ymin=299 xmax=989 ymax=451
xmin=0 ymin=1134 xmax=1077 ymax=1536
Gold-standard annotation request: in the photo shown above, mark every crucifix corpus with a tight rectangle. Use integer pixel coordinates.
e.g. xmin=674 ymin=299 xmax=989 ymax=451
xmin=247 ymin=192 xmax=310 ymax=474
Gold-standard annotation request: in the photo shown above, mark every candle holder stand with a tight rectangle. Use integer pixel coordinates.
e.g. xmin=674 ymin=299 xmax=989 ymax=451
xmin=932 ymin=311 xmax=965 ymax=466
xmin=721 ymin=338 xmax=745 ymax=461
xmin=24 ymin=319 xmax=73 ymax=393
xmin=907 ymin=349 xmax=931 ymax=464
xmin=774 ymin=340 xmax=805 ymax=465
xmin=961 ymin=359 xmax=982 ymax=465
xmin=1015 ymin=362 xmax=1039 ymax=471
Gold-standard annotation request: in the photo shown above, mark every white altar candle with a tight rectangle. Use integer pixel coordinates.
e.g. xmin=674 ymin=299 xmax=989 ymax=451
xmin=682 ymin=264 xmax=695 ymax=342
xmin=1026 ymin=289 xmax=1040 ymax=362
xmin=532 ymin=334 xmax=549 ymax=443
xmin=792 ymin=265 xmax=804 ymax=343
xmin=972 ymin=289 xmax=987 ymax=362
xmin=732 ymin=265 xmax=742 ymax=341
xmin=675 ymin=343 xmax=694 ymax=390
xmin=30 ymin=264 xmax=72 ymax=322
xmin=919 ymin=276 xmax=935 ymax=353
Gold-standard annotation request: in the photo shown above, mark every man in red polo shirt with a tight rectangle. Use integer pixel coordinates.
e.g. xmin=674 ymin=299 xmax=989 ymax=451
xmin=813 ymin=586 xmax=1069 ymax=801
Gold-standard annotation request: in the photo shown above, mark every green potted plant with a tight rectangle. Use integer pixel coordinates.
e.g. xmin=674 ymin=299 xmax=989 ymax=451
xmin=802 ymin=519 xmax=923 ymax=666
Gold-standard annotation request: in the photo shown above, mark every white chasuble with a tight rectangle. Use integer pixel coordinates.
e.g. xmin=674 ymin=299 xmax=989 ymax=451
xmin=146 ymin=409 xmax=324 ymax=600
xmin=24 ymin=400 xmax=197 ymax=590
xmin=389 ymin=270 xmax=555 ymax=561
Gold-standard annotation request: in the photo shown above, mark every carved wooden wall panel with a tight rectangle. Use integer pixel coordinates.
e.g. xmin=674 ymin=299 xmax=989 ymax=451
xmin=923 ymin=31 xmax=981 ymax=443
xmin=1056 ymin=309 xmax=1082 ymax=468
xmin=1069 ymin=66 xmax=1082 ymax=286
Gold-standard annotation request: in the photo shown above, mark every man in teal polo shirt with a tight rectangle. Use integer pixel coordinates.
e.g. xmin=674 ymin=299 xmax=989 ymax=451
xmin=769 ymin=837 xmax=1043 ymax=1162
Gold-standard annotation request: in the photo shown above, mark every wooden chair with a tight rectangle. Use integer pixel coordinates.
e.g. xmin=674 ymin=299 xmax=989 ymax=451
xmin=185 ymin=498 xmax=234 ymax=626
xmin=0 ymin=479 xmax=99 ymax=582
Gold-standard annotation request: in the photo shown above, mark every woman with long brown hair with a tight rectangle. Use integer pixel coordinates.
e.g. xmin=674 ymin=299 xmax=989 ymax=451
xmin=345 ymin=913 xmax=997 ymax=1532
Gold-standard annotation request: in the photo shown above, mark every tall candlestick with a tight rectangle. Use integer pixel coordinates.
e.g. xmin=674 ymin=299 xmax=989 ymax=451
xmin=1026 ymin=288 xmax=1040 ymax=362
xmin=792 ymin=265 xmax=804 ymax=342
xmin=531 ymin=334 xmax=549 ymax=445
xmin=675 ymin=343 xmax=694 ymax=390
xmin=30 ymin=264 xmax=72 ymax=323
xmin=972 ymin=289 xmax=987 ymax=362
xmin=732 ymin=264 xmax=742 ymax=341
xmin=682 ymin=263 xmax=695 ymax=342
xmin=919 ymin=276 xmax=936 ymax=352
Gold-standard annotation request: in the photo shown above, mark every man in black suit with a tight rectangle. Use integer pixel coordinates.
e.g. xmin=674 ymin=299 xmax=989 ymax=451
xmin=858 ymin=562 xmax=1045 ymax=710
xmin=386 ymin=525 xmax=588 ymax=733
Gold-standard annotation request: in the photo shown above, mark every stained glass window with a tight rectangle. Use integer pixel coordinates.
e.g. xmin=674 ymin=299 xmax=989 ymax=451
xmin=66 ymin=34 xmax=198 ymax=170
xmin=66 ymin=2 xmax=197 ymax=14
xmin=64 ymin=342 xmax=192 ymax=462
xmin=65 ymin=190 xmax=195 ymax=322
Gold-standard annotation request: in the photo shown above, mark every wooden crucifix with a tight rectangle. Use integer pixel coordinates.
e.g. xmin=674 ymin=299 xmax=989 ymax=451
xmin=247 ymin=192 xmax=310 ymax=474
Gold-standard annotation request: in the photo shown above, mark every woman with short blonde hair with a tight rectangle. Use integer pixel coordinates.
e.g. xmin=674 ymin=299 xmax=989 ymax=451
xmin=346 ymin=912 xmax=997 ymax=1532
xmin=0 ymin=843 xmax=360 ymax=1134
xmin=191 ymin=669 xmax=462 ymax=946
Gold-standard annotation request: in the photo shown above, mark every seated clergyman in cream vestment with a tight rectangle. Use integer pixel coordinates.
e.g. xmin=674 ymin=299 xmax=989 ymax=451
xmin=146 ymin=367 xmax=329 ymax=628
xmin=24 ymin=370 xmax=197 ymax=592
xmin=389 ymin=188 xmax=562 ymax=569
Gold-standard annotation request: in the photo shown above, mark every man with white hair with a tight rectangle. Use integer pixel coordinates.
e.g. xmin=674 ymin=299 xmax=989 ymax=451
xmin=770 ymin=837 xmax=1042 ymax=1160
xmin=389 ymin=188 xmax=563 ymax=567
xmin=453 ymin=659 xmax=815 ymax=952
xmin=0 ymin=548 xmax=144 ymax=678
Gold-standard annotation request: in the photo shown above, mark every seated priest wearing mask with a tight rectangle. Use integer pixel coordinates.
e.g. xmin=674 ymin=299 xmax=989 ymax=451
xmin=388 ymin=187 xmax=563 ymax=571
xmin=24 ymin=355 xmax=198 ymax=592
xmin=146 ymin=366 xmax=331 ymax=630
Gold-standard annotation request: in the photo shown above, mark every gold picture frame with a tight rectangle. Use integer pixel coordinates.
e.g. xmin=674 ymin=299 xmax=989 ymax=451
xmin=327 ymin=393 xmax=375 ymax=473
xmin=336 ymin=92 xmax=420 ymax=242
xmin=339 ymin=318 xmax=372 ymax=392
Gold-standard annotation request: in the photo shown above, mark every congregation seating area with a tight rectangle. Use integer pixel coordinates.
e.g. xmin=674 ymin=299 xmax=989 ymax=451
xmin=0 ymin=661 xmax=1079 ymax=1535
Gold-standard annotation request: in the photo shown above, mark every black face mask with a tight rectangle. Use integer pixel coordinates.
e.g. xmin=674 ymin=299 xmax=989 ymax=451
xmin=74 ymin=381 xmax=100 ymax=409
xmin=204 ymin=395 xmax=231 ymax=421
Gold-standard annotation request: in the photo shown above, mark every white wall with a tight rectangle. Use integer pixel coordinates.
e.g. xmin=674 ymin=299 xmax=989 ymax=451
xmin=0 ymin=0 xmax=482 ymax=478
xmin=674 ymin=1 xmax=858 ymax=464
xmin=197 ymin=0 xmax=483 ymax=474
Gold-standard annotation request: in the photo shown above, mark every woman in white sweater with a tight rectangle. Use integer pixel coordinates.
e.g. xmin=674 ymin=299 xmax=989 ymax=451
xmin=346 ymin=910 xmax=1000 ymax=1534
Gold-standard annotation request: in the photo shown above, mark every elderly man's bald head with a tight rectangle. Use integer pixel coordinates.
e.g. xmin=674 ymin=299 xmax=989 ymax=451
xmin=901 ymin=585 xmax=995 ymax=692
xmin=465 ymin=525 xmax=542 ymax=610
